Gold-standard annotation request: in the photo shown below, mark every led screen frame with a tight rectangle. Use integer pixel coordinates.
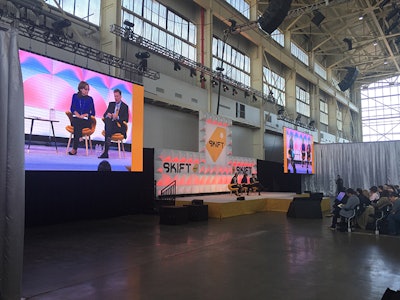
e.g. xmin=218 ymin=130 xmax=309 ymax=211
xmin=21 ymin=50 xmax=144 ymax=171
xmin=283 ymin=127 xmax=315 ymax=174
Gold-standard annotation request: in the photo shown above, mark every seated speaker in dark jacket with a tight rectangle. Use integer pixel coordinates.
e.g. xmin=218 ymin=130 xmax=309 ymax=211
xmin=99 ymin=88 xmax=129 ymax=158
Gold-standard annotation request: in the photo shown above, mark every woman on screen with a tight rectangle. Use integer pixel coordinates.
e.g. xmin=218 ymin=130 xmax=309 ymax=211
xmin=68 ymin=81 xmax=95 ymax=155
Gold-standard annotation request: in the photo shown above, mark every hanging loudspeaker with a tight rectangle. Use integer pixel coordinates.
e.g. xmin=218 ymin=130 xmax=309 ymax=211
xmin=258 ymin=0 xmax=293 ymax=34
xmin=338 ymin=67 xmax=359 ymax=92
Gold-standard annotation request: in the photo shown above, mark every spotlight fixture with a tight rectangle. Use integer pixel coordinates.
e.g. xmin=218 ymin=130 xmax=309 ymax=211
xmin=358 ymin=15 xmax=364 ymax=21
xmin=216 ymin=66 xmax=224 ymax=72
xmin=190 ymin=68 xmax=197 ymax=77
xmin=174 ymin=61 xmax=181 ymax=71
xmin=232 ymin=88 xmax=238 ymax=96
xmin=277 ymin=108 xmax=285 ymax=116
xmin=309 ymin=120 xmax=315 ymax=127
xmin=135 ymin=51 xmax=150 ymax=59
xmin=199 ymin=73 xmax=206 ymax=83
xmin=343 ymin=38 xmax=352 ymax=50
xmin=296 ymin=114 xmax=302 ymax=123
xmin=223 ymin=84 xmax=229 ymax=92
xmin=211 ymin=78 xmax=218 ymax=87
xmin=123 ymin=20 xmax=135 ymax=28
xmin=266 ymin=90 xmax=275 ymax=103
xmin=252 ymin=94 xmax=258 ymax=102
xmin=384 ymin=59 xmax=388 ymax=65
xmin=138 ymin=59 xmax=148 ymax=72
xmin=373 ymin=41 xmax=378 ymax=46
xmin=244 ymin=91 xmax=250 ymax=98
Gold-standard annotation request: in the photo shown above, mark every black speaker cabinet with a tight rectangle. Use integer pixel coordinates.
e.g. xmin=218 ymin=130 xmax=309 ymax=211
xmin=258 ymin=0 xmax=292 ymax=34
xmin=311 ymin=11 xmax=325 ymax=26
xmin=338 ymin=67 xmax=359 ymax=92
xmin=159 ymin=206 xmax=189 ymax=225
xmin=287 ymin=197 xmax=322 ymax=219
xmin=184 ymin=205 xmax=208 ymax=221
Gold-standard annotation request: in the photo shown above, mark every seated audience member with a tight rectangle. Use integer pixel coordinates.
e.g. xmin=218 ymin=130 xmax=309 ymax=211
xmin=330 ymin=188 xmax=360 ymax=231
xmin=249 ymin=173 xmax=263 ymax=195
xmin=357 ymin=196 xmax=391 ymax=230
xmin=379 ymin=185 xmax=390 ymax=198
xmin=357 ymin=188 xmax=371 ymax=208
xmin=387 ymin=192 xmax=400 ymax=235
xmin=97 ymin=160 xmax=112 ymax=172
xmin=369 ymin=186 xmax=380 ymax=203
xmin=229 ymin=172 xmax=242 ymax=196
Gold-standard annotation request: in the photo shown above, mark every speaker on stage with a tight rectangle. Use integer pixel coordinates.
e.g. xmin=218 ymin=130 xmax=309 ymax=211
xmin=338 ymin=67 xmax=358 ymax=92
xmin=258 ymin=0 xmax=293 ymax=34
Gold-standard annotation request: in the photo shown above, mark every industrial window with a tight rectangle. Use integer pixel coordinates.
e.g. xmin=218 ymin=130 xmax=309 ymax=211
xmin=44 ymin=0 xmax=100 ymax=25
xmin=296 ymin=86 xmax=310 ymax=117
xmin=263 ymin=67 xmax=286 ymax=106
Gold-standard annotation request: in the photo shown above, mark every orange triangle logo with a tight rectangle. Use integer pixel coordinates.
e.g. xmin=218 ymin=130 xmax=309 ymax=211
xmin=206 ymin=127 xmax=226 ymax=162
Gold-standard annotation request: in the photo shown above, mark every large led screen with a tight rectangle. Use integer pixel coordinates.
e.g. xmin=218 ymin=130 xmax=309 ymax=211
xmin=21 ymin=50 xmax=144 ymax=171
xmin=283 ymin=127 xmax=315 ymax=174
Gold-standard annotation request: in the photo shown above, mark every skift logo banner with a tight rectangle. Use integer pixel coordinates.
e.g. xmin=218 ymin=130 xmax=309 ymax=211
xmin=199 ymin=112 xmax=232 ymax=166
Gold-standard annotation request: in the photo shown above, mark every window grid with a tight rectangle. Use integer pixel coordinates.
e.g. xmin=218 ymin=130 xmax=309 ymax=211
xmin=270 ymin=28 xmax=285 ymax=47
xmin=122 ymin=0 xmax=197 ymax=62
xmin=44 ymin=0 xmax=100 ymax=25
xmin=225 ymin=0 xmax=250 ymax=19
xmin=337 ymin=110 xmax=343 ymax=132
xmin=295 ymin=86 xmax=310 ymax=117
xmin=291 ymin=42 xmax=309 ymax=66
xmin=320 ymin=100 xmax=328 ymax=125
xmin=212 ymin=36 xmax=251 ymax=86
xmin=361 ymin=76 xmax=400 ymax=142
xmin=314 ymin=62 xmax=327 ymax=80
xmin=263 ymin=67 xmax=286 ymax=106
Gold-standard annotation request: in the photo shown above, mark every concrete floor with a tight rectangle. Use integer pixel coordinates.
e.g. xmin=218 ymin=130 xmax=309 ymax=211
xmin=22 ymin=212 xmax=400 ymax=300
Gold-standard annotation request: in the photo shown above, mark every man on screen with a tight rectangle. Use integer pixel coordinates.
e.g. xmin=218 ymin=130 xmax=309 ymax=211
xmin=99 ymin=89 xmax=129 ymax=159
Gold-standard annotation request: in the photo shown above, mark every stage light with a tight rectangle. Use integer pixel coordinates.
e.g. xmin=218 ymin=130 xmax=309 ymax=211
xmin=223 ymin=84 xmax=229 ymax=92
xmin=266 ymin=90 xmax=275 ymax=103
xmin=211 ymin=78 xmax=218 ymax=87
xmin=277 ymin=108 xmax=285 ymax=116
xmin=216 ymin=66 xmax=224 ymax=72
xmin=252 ymin=94 xmax=258 ymax=102
xmin=199 ymin=73 xmax=206 ymax=83
xmin=343 ymin=38 xmax=352 ymax=50
xmin=174 ymin=61 xmax=181 ymax=71
xmin=244 ymin=91 xmax=250 ymax=98
xmin=309 ymin=120 xmax=315 ymax=127
xmin=138 ymin=59 xmax=147 ymax=72
xmin=135 ymin=51 xmax=150 ymax=59
xmin=52 ymin=18 xmax=71 ymax=34
xmin=232 ymin=88 xmax=238 ymax=95
xmin=296 ymin=114 xmax=302 ymax=123
xmin=123 ymin=20 xmax=134 ymax=28
xmin=190 ymin=68 xmax=197 ymax=77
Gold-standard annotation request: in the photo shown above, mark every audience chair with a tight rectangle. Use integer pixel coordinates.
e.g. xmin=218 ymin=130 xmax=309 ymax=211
xmin=101 ymin=119 xmax=128 ymax=158
xmin=65 ymin=111 xmax=96 ymax=156
xmin=346 ymin=204 xmax=363 ymax=232
xmin=374 ymin=204 xmax=392 ymax=235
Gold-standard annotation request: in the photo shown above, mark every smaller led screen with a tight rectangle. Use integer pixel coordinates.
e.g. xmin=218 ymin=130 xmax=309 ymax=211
xmin=283 ymin=127 xmax=315 ymax=174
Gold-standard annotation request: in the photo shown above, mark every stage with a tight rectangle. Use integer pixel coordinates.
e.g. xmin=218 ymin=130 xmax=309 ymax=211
xmin=175 ymin=192 xmax=331 ymax=219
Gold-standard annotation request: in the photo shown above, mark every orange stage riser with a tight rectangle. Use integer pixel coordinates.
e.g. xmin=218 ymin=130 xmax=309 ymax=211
xmin=175 ymin=193 xmax=330 ymax=219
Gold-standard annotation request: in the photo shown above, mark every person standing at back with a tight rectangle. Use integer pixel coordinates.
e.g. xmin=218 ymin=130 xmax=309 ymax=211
xmin=335 ymin=175 xmax=344 ymax=194
xmin=99 ymin=89 xmax=129 ymax=159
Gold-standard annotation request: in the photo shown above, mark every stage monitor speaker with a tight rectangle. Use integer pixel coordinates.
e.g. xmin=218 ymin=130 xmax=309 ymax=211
xmin=237 ymin=196 xmax=245 ymax=201
xmin=338 ymin=67 xmax=359 ymax=92
xmin=258 ymin=0 xmax=293 ymax=34
xmin=311 ymin=11 xmax=325 ymax=26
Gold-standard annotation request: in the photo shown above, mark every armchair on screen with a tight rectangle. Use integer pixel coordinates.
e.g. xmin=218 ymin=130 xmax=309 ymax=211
xmin=65 ymin=111 xmax=96 ymax=156
xmin=101 ymin=118 xmax=128 ymax=158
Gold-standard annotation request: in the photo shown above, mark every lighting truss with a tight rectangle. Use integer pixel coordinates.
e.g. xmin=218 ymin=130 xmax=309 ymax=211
xmin=0 ymin=17 xmax=160 ymax=80
xmin=110 ymin=24 xmax=269 ymax=102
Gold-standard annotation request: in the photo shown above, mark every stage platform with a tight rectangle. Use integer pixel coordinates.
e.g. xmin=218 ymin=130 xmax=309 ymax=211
xmin=175 ymin=192 xmax=331 ymax=219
